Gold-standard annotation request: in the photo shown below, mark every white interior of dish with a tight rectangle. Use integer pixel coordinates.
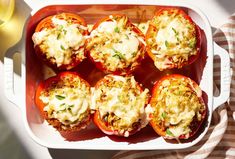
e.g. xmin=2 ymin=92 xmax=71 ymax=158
xmin=22 ymin=1 xmax=213 ymax=150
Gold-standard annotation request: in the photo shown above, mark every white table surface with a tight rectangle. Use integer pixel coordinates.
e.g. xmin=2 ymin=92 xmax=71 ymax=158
xmin=0 ymin=0 xmax=234 ymax=159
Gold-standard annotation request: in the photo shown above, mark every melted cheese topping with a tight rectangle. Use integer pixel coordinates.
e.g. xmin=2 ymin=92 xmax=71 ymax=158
xmin=87 ymin=16 xmax=145 ymax=72
xmin=147 ymin=9 xmax=198 ymax=70
xmin=40 ymin=75 xmax=90 ymax=128
xmin=152 ymin=77 xmax=205 ymax=139
xmin=32 ymin=16 xmax=87 ymax=67
xmin=91 ymin=75 xmax=151 ymax=136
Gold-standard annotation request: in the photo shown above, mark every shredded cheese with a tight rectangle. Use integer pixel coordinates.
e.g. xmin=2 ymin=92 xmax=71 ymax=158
xmin=151 ymin=77 xmax=205 ymax=139
xmin=147 ymin=9 xmax=198 ymax=70
xmin=91 ymin=75 xmax=151 ymax=136
xmin=32 ymin=16 xmax=87 ymax=67
xmin=87 ymin=15 xmax=145 ymax=72
xmin=40 ymin=75 xmax=90 ymax=128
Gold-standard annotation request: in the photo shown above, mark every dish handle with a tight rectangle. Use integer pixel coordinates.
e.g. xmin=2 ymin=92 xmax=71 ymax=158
xmin=213 ymin=42 xmax=231 ymax=111
xmin=4 ymin=42 xmax=23 ymax=108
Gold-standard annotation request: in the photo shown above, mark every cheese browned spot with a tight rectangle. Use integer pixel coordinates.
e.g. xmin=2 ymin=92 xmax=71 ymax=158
xmin=151 ymin=77 xmax=205 ymax=139
xmin=91 ymin=75 xmax=151 ymax=137
xmin=39 ymin=75 xmax=90 ymax=130
xmin=87 ymin=15 xmax=145 ymax=73
xmin=147 ymin=9 xmax=198 ymax=70
xmin=32 ymin=16 xmax=87 ymax=67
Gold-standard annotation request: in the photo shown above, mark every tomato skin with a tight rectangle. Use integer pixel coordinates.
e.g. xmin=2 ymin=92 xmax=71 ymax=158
xmin=146 ymin=8 xmax=201 ymax=70
xmin=34 ymin=13 xmax=88 ymax=71
xmin=149 ymin=74 xmax=207 ymax=139
xmin=93 ymin=110 xmax=141 ymax=137
xmin=35 ymin=72 xmax=91 ymax=132
xmin=86 ymin=14 xmax=146 ymax=75
xmin=92 ymin=75 xmax=148 ymax=137
xmin=93 ymin=111 xmax=116 ymax=136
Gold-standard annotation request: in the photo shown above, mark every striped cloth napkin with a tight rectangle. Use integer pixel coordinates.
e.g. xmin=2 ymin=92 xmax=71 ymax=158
xmin=112 ymin=13 xmax=235 ymax=159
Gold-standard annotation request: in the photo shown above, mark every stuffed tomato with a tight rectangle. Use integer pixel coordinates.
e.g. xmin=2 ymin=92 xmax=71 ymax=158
xmin=32 ymin=13 xmax=88 ymax=71
xmin=146 ymin=8 xmax=201 ymax=71
xmin=149 ymin=74 xmax=206 ymax=139
xmin=35 ymin=72 xmax=91 ymax=132
xmin=86 ymin=14 xmax=146 ymax=75
xmin=91 ymin=75 xmax=151 ymax=137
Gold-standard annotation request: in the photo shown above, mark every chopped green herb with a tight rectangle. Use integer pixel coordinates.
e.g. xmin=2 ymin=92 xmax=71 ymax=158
xmin=60 ymin=45 xmax=66 ymax=50
xmin=58 ymin=25 xmax=63 ymax=30
xmin=125 ymin=34 xmax=129 ymax=40
xmin=68 ymin=107 xmax=73 ymax=113
xmin=172 ymin=27 xmax=180 ymax=41
xmin=132 ymin=51 xmax=137 ymax=57
xmin=59 ymin=108 xmax=66 ymax=112
xmin=112 ymin=48 xmax=125 ymax=60
xmin=57 ymin=33 xmax=61 ymax=40
xmin=63 ymin=29 xmax=67 ymax=35
xmin=55 ymin=95 xmax=65 ymax=100
xmin=165 ymin=40 xmax=169 ymax=48
xmin=172 ymin=27 xmax=177 ymax=35
xmin=142 ymin=25 xmax=146 ymax=29
xmin=161 ymin=112 xmax=166 ymax=118
xmin=60 ymin=103 xmax=65 ymax=107
xmin=113 ymin=54 xmax=125 ymax=60
xmin=177 ymin=37 xmax=180 ymax=42
xmin=68 ymin=104 xmax=74 ymax=108
xmin=189 ymin=38 xmax=196 ymax=48
xmin=114 ymin=27 xmax=120 ymax=33
xmin=166 ymin=129 xmax=174 ymax=136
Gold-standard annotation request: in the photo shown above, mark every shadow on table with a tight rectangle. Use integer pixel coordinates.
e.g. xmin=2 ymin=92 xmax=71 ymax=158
xmin=48 ymin=149 xmax=118 ymax=159
xmin=215 ymin=0 xmax=235 ymax=15
xmin=0 ymin=109 xmax=32 ymax=159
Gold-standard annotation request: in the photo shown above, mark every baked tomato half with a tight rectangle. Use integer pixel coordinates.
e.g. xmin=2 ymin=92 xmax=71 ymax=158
xmin=149 ymin=74 xmax=206 ymax=139
xmin=91 ymin=75 xmax=151 ymax=137
xmin=32 ymin=13 xmax=88 ymax=71
xmin=35 ymin=72 xmax=91 ymax=132
xmin=146 ymin=8 xmax=201 ymax=71
xmin=86 ymin=14 xmax=146 ymax=75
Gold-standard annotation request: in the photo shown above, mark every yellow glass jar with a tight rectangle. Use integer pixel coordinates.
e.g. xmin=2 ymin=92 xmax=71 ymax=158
xmin=0 ymin=0 xmax=14 ymax=27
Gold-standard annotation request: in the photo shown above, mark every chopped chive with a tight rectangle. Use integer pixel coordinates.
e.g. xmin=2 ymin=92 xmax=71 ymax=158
xmin=161 ymin=112 xmax=166 ymax=118
xmin=59 ymin=108 xmax=66 ymax=112
xmin=69 ymin=104 xmax=74 ymax=108
xmin=172 ymin=27 xmax=180 ymax=42
xmin=177 ymin=37 xmax=180 ymax=42
xmin=142 ymin=25 xmax=146 ymax=29
xmin=189 ymin=38 xmax=196 ymax=48
xmin=112 ymin=48 xmax=125 ymax=60
xmin=57 ymin=33 xmax=61 ymax=40
xmin=172 ymin=27 xmax=177 ymax=35
xmin=125 ymin=34 xmax=129 ymax=40
xmin=114 ymin=27 xmax=120 ymax=33
xmin=132 ymin=51 xmax=137 ymax=57
xmin=60 ymin=103 xmax=65 ymax=107
xmin=166 ymin=129 xmax=174 ymax=136
xmin=165 ymin=40 xmax=169 ymax=48
xmin=55 ymin=95 xmax=65 ymax=100
xmin=113 ymin=54 xmax=125 ymax=60
xmin=58 ymin=25 xmax=63 ymax=30
xmin=68 ymin=107 xmax=73 ymax=114
xmin=63 ymin=29 xmax=67 ymax=35
xmin=60 ymin=45 xmax=66 ymax=50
